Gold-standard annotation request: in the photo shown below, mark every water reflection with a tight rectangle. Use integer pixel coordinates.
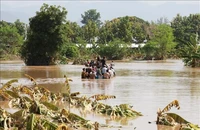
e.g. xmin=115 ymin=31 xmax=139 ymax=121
xmin=81 ymin=79 xmax=114 ymax=95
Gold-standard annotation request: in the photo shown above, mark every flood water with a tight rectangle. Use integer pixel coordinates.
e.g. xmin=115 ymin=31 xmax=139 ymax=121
xmin=0 ymin=59 xmax=200 ymax=130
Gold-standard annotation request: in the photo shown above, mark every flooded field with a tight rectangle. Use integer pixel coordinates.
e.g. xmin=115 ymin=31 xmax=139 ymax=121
xmin=0 ymin=59 xmax=200 ymax=130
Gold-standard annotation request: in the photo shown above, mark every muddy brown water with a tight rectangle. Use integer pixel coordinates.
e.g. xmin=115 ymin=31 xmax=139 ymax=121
xmin=0 ymin=60 xmax=200 ymax=130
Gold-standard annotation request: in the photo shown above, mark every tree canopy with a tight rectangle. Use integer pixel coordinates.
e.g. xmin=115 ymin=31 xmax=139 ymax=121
xmin=81 ymin=9 xmax=102 ymax=27
xmin=0 ymin=21 xmax=23 ymax=60
xmin=98 ymin=16 xmax=149 ymax=44
xmin=21 ymin=4 xmax=67 ymax=65
xmin=143 ymin=24 xmax=176 ymax=60
xmin=171 ymin=13 xmax=200 ymax=48
xmin=1 ymin=3 xmax=199 ymax=67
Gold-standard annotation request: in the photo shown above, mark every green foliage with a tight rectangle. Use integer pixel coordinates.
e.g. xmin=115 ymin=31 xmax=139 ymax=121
xmin=98 ymin=20 xmax=114 ymax=44
xmin=81 ymin=9 xmax=102 ymax=27
xmin=98 ymin=16 xmax=149 ymax=44
xmin=143 ymin=24 xmax=176 ymax=60
xmin=20 ymin=3 xmax=67 ymax=65
xmin=61 ymin=44 xmax=80 ymax=59
xmin=171 ymin=13 xmax=200 ymax=48
xmin=62 ymin=21 xmax=83 ymax=43
xmin=0 ymin=21 xmax=23 ymax=60
xmin=142 ymin=41 xmax=158 ymax=60
xmin=14 ymin=19 xmax=26 ymax=39
xmin=82 ymin=20 xmax=99 ymax=43
xmin=97 ymin=39 xmax=129 ymax=60
xmin=179 ymin=35 xmax=200 ymax=67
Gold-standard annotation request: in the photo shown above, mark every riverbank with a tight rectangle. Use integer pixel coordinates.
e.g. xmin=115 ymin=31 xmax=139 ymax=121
xmin=0 ymin=60 xmax=24 ymax=64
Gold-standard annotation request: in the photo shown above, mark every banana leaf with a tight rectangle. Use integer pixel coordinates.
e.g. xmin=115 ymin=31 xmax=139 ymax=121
xmin=41 ymin=102 xmax=59 ymax=111
xmin=4 ymin=90 xmax=20 ymax=98
xmin=166 ymin=113 xmax=189 ymax=124
xmin=1 ymin=79 xmax=18 ymax=90
xmin=26 ymin=114 xmax=35 ymax=130
xmin=188 ymin=123 xmax=200 ymax=130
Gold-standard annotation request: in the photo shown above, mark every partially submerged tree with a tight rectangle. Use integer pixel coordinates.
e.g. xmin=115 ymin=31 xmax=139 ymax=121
xmin=21 ymin=4 xmax=67 ymax=65
xmin=143 ymin=24 xmax=176 ymax=60
xmin=180 ymin=34 xmax=200 ymax=67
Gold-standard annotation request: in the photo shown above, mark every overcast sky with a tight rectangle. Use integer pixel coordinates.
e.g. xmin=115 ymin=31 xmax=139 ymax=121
xmin=1 ymin=0 xmax=200 ymax=24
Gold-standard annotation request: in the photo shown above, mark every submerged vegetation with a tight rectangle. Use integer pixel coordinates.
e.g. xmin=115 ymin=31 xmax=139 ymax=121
xmin=156 ymin=100 xmax=200 ymax=130
xmin=0 ymin=75 xmax=199 ymax=130
xmin=0 ymin=75 xmax=142 ymax=130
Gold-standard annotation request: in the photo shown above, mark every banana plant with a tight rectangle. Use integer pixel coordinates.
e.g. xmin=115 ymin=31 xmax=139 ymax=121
xmin=180 ymin=35 xmax=200 ymax=67
xmin=0 ymin=75 xmax=143 ymax=130
xmin=157 ymin=100 xmax=200 ymax=130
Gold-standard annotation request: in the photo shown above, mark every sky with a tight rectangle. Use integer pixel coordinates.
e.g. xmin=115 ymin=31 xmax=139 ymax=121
xmin=1 ymin=0 xmax=200 ymax=24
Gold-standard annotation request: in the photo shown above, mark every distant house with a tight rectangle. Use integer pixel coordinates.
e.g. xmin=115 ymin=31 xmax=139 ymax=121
xmin=130 ymin=43 xmax=146 ymax=48
xmin=75 ymin=37 xmax=147 ymax=49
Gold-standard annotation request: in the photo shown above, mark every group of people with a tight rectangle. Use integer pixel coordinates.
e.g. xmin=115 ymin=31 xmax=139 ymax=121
xmin=81 ymin=56 xmax=116 ymax=79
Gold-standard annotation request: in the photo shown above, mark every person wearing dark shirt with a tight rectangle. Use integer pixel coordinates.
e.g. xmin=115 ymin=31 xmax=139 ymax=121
xmin=101 ymin=56 xmax=106 ymax=67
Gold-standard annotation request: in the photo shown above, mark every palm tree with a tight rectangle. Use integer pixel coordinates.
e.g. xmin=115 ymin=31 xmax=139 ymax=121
xmin=180 ymin=33 xmax=200 ymax=67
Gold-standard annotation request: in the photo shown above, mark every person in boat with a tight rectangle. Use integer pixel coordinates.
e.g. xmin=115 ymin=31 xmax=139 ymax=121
xmin=110 ymin=66 xmax=116 ymax=76
xmin=108 ymin=67 xmax=115 ymax=77
xmin=84 ymin=60 xmax=90 ymax=67
xmin=89 ymin=70 xmax=96 ymax=79
xmin=103 ymin=69 xmax=110 ymax=79
xmin=101 ymin=65 xmax=107 ymax=75
xmin=81 ymin=68 xmax=88 ymax=79
xmin=96 ymin=56 xmax=102 ymax=68
xmin=101 ymin=56 xmax=106 ymax=67
xmin=85 ymin=67 xmax=92 ymax=78
xmin=110 ymin=60 xmax=115 ymax=67
xmin=89 ymin=60 xmax=95 ymax=67
xmin=96 ymin=67 xmax=102 ymax=79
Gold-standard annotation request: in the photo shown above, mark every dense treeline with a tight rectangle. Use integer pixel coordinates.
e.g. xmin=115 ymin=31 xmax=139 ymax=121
xmin=0 ymin=3 xmax=200 ymax=67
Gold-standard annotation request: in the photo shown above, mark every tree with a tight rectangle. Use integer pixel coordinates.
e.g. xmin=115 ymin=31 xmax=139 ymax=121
xmin=0 ymin=21 xmax=23 ymax=60
xmin=98 ymin=20 xmax=114 ymax=44
xmin=97 ymin=39 xmax=129 ymax=60
xmin=143 ymin=24 xmax=176 ymax=60
xmin=81 ymin=9 xmax=102 ymax=27
xmin=14 ymin=19 xmax=26 ymax=40
xmin=62 ymin=21 xmax=83 ymax=43
xmin=117 ymin=16 xmax=133 ymax=43
xmin=156 ymin=17 xmax=170 ymax=25
xmin=180 ymin=34 xmax=200 ymax=67
xmin=171 ymin=14 xmax=200 ymax=48
xmin=21 ymin=4 xmax=67 ymax=65
xmin=98 ymin=16 xmax=149 ymax=44
xmin=82 ymin=20 xmax=98 ymax=43
xmin=60 ymin=44 xmax=80 ymax=59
